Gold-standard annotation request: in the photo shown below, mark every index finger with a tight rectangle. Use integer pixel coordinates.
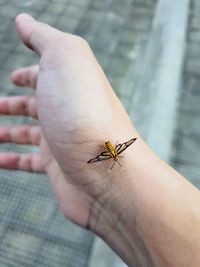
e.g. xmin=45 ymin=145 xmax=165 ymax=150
xmin=11 ymin=65 xmax=39 ymax=89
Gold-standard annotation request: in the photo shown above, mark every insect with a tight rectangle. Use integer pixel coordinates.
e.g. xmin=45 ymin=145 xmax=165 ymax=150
xmin=87 ymin=137 xmax=137 ymax=170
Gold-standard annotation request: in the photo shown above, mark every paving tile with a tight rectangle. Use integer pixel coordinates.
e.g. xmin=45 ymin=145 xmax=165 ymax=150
xmin=3 ymin=53 xmax=36 ymax=72
xmin=186 ymin=42 xmax=200 ymax=58
xmin=188 ymin=30 xmax=200 ymax=44
xmin=0 ymin=231 xmax=41 ymax=265
xmin=57 ymin=16 xmax=80 ymax=33
xmin=90 ymin=0 xmax=113 ymax=10
xmin=0 ymin=3 xmax=20 ymax=18
xmin=72 ymin=0 xmax=91 ymax=7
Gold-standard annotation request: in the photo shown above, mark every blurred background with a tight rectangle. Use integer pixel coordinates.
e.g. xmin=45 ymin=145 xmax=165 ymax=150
xmin=0 ymin=0 xmax=200 ymax=266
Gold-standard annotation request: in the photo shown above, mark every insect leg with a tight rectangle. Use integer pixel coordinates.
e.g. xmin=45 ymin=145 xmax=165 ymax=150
xmin=117 ymin=160 xmax=123 ymax=168
xmin=117 ymin=160 xmax=126 ymax=170
xmin=109 ymin=161 xmax=116 ymax=171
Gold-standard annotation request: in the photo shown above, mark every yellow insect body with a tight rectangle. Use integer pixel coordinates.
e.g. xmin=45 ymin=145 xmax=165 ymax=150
xmin=105 ymin=141 xmax=118 ymax=160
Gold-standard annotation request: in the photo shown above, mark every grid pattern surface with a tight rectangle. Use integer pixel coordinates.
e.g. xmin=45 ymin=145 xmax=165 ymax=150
xmin=0 ymin=0 xmax=157 ymax=266
xmin=171 ymin=0 xmax=200 ymax=188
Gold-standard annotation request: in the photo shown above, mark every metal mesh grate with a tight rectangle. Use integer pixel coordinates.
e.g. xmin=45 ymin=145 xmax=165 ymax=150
xmin=171 ymin=0 xmax=200 ymax=188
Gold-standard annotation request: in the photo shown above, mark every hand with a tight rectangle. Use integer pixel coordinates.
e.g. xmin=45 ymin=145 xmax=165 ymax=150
xmin=0 ymin=14 xmax=137 ymax=229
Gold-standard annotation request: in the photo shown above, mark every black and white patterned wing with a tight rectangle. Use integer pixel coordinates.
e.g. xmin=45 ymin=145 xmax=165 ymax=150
xmin=115 ymin=138 xmax=137 ymax=155
xmin=87 ymin=151 xmax=112 ymax=163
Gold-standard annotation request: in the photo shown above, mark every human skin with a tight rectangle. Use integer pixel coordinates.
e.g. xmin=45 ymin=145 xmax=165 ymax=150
xmin=0 ymin=14 xmax=200 ymax=266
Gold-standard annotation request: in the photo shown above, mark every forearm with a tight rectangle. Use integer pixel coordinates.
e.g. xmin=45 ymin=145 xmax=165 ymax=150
xmin=90 ymin=138 xmax=200 ymax=267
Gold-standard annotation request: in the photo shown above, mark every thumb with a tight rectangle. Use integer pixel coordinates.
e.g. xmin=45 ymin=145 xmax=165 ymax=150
xmin=15 ymin=13 xmax=65 ymax=55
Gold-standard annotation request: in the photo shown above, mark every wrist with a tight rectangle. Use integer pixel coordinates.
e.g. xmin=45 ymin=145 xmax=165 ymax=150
xmin=88 ymin=137 xmax=200 ymax=267
xmin=87 ymin=138 xmax=153 ymax=266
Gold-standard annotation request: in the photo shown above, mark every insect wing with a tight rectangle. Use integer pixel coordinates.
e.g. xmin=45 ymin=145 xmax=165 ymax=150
xmin=87 ymin=151 xmax=112 ymax=163
xmin=116 ymin=138 xmax=137 ymax=155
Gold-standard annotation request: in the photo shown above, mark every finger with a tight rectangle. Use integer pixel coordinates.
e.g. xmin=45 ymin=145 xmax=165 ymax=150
xmin=0 ymin=152 xmax=44 ymax=172
xmin=0 ymin=125 xmax=41 ymax=145
xmin=15 ymin=13 xmax=69 ymax=55
xmin=11 ymin=65 xmax=39 ymax=89
xmin=0 ymin=96 xmax=37 ymax=118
